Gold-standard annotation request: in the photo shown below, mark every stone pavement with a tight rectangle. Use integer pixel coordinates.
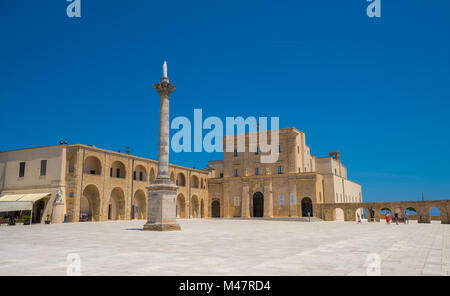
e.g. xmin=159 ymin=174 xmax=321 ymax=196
xmin=0 ymin=219 xmax=448 ymax=276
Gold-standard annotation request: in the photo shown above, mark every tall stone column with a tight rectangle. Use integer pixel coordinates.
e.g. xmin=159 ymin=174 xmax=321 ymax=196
xmin=143 ymin=62 xmax=181 ymax=231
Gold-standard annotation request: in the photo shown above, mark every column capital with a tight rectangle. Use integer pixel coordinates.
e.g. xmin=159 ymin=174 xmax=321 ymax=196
xmin=153 ymin=78 xmax=176 ymax=97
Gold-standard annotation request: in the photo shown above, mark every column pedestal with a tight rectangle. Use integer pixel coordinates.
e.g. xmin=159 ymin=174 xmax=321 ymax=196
xmin=143 ymin=178 xmax=181 ymax=231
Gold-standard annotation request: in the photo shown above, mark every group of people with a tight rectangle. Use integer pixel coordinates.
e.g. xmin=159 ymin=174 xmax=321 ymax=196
xmin=356 ymin=211 xmax=410 ymax=224
xmin=385 ymin=211 xmax=409 ymax=225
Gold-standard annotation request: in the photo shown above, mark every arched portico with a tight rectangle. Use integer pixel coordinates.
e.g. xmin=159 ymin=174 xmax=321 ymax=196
xmin=133 ymin=189 xmax=147 ymax=220
xmin=108 ymin=187 xmax=126 ymax=220
xmin=81 ymin=184 xmax=101 ymax=221
xmin=191 ymin=195 xmax=200 ymax=218
xmin=84 ymin=156 xmax=102 ymax=175
xmin=176 ymin=194 xmax=186 ymax=218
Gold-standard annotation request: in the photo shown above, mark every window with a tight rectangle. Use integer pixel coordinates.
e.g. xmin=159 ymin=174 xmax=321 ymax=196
xmin=19 ymin=162 xmax=26 ymax=178
xmin=255 ymin=146 xmax=259 ymax=155
xmin=234 ymin=196 xmax=240 ymax=206
xmin=320 ymin=192 xmax=322 ymax=202
xmin=139 ymin=172 xmax=143 ymax=181
xmin=278 ymin=166 xmax=283 ymax=174
xmin=133 ymin=171 xmax=137 ymax=180
xmin=234 ymin=149 xmax=238 ymax=157
xmin=90 ymin=170 xmax=96 ymax=175
xmin=290 ymin=193 xmax=296 ymax=205
xmin=278 ymin=195 xmax=284 ymax=206
xmin=116 ymin=168 xmax=120 ymax=178
xmin=255 ymin=168 xmax=260 ymax=175
xmin=234 ymin=169 xmax=238 ymax=177
xmin=220 ymin=173 xmax=224 ymax=178
xmin=40 ymin=160 xmax=47 ymax=176
xmin=110 ymin=168 xmax=113 ymax=177
xmin=278 ymin=145 xmax=282 ymax=152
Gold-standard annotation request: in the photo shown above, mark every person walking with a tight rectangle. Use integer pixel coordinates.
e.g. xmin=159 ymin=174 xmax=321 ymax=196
xmin=394 ymin=212 xmax=399 ymax=225
xmin=386 ymin=211 xmax=391 ymax=224
xmin=357 ymin=213 xmax=362 ymax=224
xmin=404 ymin=211 xmax=409 ymax=224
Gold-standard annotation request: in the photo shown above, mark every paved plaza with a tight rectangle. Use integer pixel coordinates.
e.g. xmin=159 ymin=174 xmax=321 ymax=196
xmin=0 ymin=219 xmax=449 ymax=276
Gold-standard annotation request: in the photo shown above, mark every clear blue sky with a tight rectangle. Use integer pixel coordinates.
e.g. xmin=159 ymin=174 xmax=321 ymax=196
xmin=1 ymin=1 xmax=449 ymax=204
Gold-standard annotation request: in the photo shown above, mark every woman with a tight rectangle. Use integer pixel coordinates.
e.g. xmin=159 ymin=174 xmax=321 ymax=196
xmin=386 ymin=211 xmax=391 ymax=224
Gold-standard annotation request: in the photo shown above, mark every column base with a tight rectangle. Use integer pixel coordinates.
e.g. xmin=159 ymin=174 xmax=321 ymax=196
xmin=143 ymin=222 xmax=181 ymax=231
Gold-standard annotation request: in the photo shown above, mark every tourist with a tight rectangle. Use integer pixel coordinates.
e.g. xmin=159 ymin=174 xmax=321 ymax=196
xmin=394 ymin=212 xmax=399 ymax=225
xmin=386 ymin=212 xmax=391 ymax=224
xmin=357 ymin=213 xmax=362 ymax=224
xmin=404 ymin=211 xmax=409 ymax=224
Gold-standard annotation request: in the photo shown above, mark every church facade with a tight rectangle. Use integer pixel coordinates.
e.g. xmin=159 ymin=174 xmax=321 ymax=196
xmin=206 ymin=127 xmax=362 ymax=219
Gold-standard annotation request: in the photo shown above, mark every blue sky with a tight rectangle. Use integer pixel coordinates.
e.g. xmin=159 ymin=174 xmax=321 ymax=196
xmin=1 ymin=0 xmax=449 ymax=204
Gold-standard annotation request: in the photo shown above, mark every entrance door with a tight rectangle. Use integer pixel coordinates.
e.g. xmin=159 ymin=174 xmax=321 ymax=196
xmin=301 ymin=197 xmax=313 ymax=217
xmin=253 ymin=192 xmax=264 ymax=217
xmin=211 ymin=200 xmax=220 ymax=218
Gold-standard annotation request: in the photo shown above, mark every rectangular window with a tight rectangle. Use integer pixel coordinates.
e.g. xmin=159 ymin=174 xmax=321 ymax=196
xmin=90 ymin=170 xmax=95 ymax=175
xmin=234 ymin=149 xmax=238 ymax=157
xmin=110 ymin=168 xmax=113 ymax=177
xmin=133 ymin=171 xmax=136 ymax=180
xmin=220 ymin=173 xmax=224 ymax=178
xmin=278 ymin=195 xmax=284 ymax=206
xmin=278 ymin=166 xmax=283 ymax=174
xmin=255 ymin=146 xmax=259 ymax=155
xmin=116 ymin=168 xmax=120 ymax=178
xmin=19 ymin=162 xmax=26 ymax=178
xmin=278 ymin=145 xmax=282 ymax=152
xmin=234 ymin=169 xmax=238 ymax=177
xmin=290 ymin=193 xmax=296 ymax=205
xmin=255 ymin=168 xmax=259 ymax=175
xmin=234 ymin=196 xmax=240 ymax=206
xmin=40 ymin=160 xmax=47 ymax=176
xmin=139 ymin=172 xmax=143 ymax=181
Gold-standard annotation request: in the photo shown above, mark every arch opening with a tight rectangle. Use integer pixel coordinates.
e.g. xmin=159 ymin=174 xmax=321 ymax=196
xmin=133 ymin=190 xmax=147 ymax=220
xmin=176 ymin=173 xmax=186 ymax=187
xmin=84 ymin=156 xmax=102 ymax=175
xmin=134 ymin=165 xmax=147 ymax=182
xmin=81 ymin=184 xmax=101 ymax=222
xmin=176 ymin=194 xmax=186 ymax=218
xmin=108 ymin=188 xmax=126 ymax=220
xmin=111 ymin=161 xmax=126 ymax=179
xmin=301 ymin=197 xmax=313 ymax=217
xmin=191 ymin=195 xmax=199 ymax=218
xmin=333 ymin=208 xmax=345 ymax=221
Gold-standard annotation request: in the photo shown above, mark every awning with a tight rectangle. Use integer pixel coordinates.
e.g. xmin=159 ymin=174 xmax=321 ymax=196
xmin=0 ymin=201 xmax=33 ymax=212
xmin=0 ymin=193 xmax=51 ymax=212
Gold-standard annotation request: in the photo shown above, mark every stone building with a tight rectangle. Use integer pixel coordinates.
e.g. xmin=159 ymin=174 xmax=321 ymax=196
xmin=0 ymin=144 xmax=209 ymax=223
xmin=206 ymin=127 xmax=362 ymax=219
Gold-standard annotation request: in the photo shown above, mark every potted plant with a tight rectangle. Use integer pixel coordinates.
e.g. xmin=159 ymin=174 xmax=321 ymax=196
xmin=45 ymin=214 xmax=51 ymax=224
xmin=22 ymin=215 xmax=31 ymax=225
